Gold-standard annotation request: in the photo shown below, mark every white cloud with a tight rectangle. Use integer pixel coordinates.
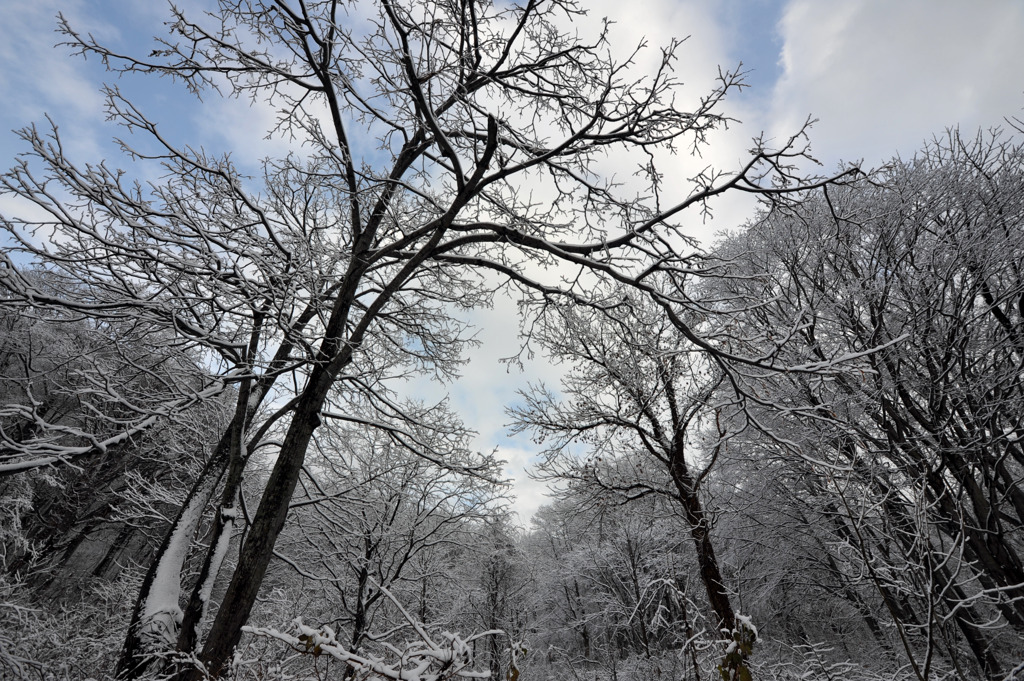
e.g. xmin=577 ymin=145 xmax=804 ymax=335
xmin=498 ymin=444 xmax=555 ymax=529
xmin=579 ymin=0 xmax=762 ymax=242
xmin=769 ymin=0 xmax=1024 ymax=169
xmin=0 ymin=0 xmax=110 ymax=161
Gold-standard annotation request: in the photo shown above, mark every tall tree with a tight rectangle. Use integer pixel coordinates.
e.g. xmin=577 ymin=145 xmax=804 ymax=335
xmin=1 ymin=0 xmax=834 ymax=677
xmin=709 ymin=129 xmax=1024 ymax=680
xmin=511 ymin=292 xmax=754 ymax=676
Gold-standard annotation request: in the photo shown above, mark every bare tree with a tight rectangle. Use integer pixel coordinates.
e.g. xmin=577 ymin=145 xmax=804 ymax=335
xmin=289 ymin=422 xmax=501 ymax=633
xmin=510 ymin=292 xmax=756 ymax=678
xmin=707 ymin=129 xmax=1024 ymax=680
xmin=0 ymin=0 xmax=834 ymax=677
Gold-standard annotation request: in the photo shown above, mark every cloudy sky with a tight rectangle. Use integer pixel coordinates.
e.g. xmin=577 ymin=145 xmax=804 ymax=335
xmin=2 ymin=0 xmax=1023 ymax=525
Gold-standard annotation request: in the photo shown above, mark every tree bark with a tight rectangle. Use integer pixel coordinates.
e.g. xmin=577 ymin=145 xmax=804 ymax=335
xmin=116 ymin=431 xmax=230 ymax=679
xmin=668 ymin=451 xmax=735 ymax=635
xmin=182 ymin=386 xmax=328 ymax=680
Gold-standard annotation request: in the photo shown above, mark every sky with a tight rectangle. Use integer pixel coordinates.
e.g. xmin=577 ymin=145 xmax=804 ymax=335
xmin=2 ymin=0 xmax=1023 ymax=526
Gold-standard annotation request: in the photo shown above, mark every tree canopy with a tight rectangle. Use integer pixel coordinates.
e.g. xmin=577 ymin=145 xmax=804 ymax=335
xmin=1 ymin=2 xmax=1021 ymax=681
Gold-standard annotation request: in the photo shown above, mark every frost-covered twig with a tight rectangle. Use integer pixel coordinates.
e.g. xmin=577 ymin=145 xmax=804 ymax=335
xmin=244 ymin=584 xmax=507 ymax=681
xmin=244 ymin=614 xmax=502 ymax=681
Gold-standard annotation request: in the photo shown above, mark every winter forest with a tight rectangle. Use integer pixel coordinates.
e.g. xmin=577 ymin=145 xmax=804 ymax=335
xmin=1 ymin=1 xmax=1023 ymax=680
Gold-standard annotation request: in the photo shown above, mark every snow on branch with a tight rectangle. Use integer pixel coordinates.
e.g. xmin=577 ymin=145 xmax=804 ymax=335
xmin=243 ymin=581 xmax=510 ymax=681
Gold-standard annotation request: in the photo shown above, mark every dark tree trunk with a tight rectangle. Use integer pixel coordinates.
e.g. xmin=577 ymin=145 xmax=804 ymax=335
xmin=182 ymin=389 xmax=327 ymax=680
xmin=669 ymin=450 xmax=736 ymax=635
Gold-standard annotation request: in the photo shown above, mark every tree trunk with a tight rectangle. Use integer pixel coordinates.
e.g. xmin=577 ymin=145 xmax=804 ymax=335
xmin=669 ymin=451 xmax=736 ymax=635
xmin=175 ymin=435 xmax=248 ymax=656
xmin=182 ymin=389 xmax=328 ymax=680
xmin=116 ymin=433 xmax=230 ymax=679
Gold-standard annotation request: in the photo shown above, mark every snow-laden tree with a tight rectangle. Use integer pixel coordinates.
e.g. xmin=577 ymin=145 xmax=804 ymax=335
xmin=0 ymin=294 xmax=230 ymax=588
xmin=510 ymin=292 xmax=759 ymax=678
xmin=0 ymin=274 xmax=224 ymax=479
xmin=0 ymin=0 xmax=839 ymax=677
xmin=183 ymin=408 xmax=506 ymax=680
xmin=453 ymin=516 xmax=532 ymax=680
xmin=521 ymin=491 xmax=720 ymax=681
xmin=707 ymin=129 xmax=1024 ymax=681
xmin=283 ymin=423 xmax=502 ymax=627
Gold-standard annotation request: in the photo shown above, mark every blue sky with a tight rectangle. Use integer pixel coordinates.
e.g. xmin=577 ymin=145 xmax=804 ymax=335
xmin=2 ymin=0 xmax=1023 ymax=524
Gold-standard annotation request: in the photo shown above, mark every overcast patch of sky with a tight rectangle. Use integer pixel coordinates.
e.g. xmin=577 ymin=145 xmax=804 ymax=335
xmin=768 ymin=0 xmax=1024 ymax=170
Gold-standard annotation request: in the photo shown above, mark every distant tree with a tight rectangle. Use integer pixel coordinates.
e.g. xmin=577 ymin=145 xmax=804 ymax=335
xmin=522 ymin=491 xmax=715 ymax=680
xmin=0 ymin=278 xmax=222 ymax=478
xmin=457 ymin=516 xmax=532 ymax=680
xmin=291 ymin=425 xmax=500 ymax=629
xmin=510 ymin=292 xmax=756 ymax=677
xmin=525 ymin=501 xmax=601 ymax=666
xmin=0 ymin=297 xmax=228 ymax=587
xmin=707 ymin=436 xmax=903 ymax=667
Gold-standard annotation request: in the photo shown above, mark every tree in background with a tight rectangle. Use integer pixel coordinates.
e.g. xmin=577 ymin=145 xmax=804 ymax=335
xmin=521 ymin=486 xmax=723 ymax=680
xmin=707 ymin=129 xmax=1024 ymax=680
xmin=0 ymin=296 xmax=230 ymax=585
xmin=510 ymin=294 xmax=742 ymax=644
xmin=509 ymin=128 xmax=1024 ymax=681
xmin=0 ymin=295 xmax=232 ymax=678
